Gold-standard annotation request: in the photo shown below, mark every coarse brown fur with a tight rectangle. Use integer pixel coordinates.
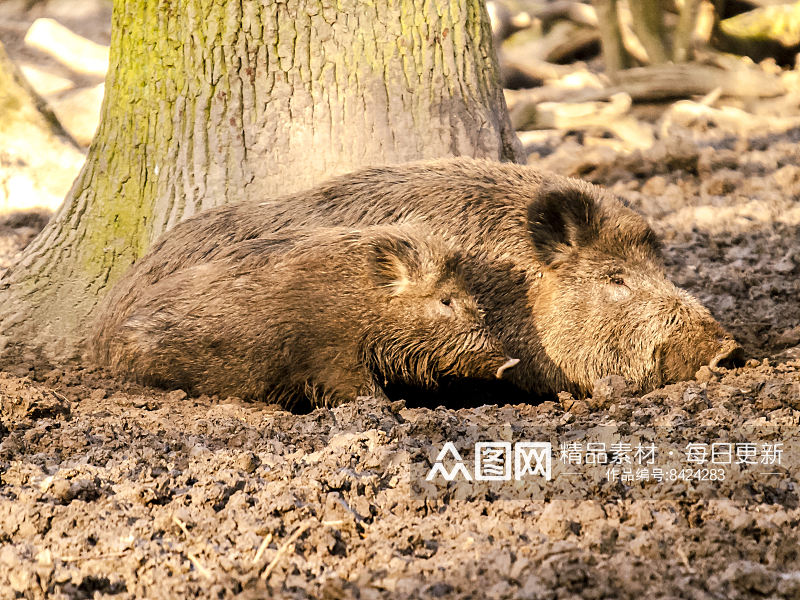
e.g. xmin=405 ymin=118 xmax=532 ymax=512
xmin=93 ymin=158 xmax=742 ymax=397
xmin=92 ymin=224 xmax=513 ymax=407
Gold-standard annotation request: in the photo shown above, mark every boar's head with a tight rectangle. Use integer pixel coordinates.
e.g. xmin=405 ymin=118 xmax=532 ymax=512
xmin=361 ymin=227 xmax=517 ymax=387
xmin=526 ymin=182 xmax=744 ymax=395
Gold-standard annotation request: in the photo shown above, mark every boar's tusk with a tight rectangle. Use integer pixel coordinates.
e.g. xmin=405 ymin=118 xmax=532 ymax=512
xmin=496 ymin=358 xmax=520 ymax=379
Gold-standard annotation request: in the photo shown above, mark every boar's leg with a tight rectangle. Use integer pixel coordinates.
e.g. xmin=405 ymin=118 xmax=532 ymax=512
xmin=301 ymin=365 xmax=389 ymax=408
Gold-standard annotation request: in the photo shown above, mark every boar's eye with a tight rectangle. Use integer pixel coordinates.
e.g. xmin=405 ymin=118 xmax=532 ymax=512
xmin=436 ymin=297 xmax=457 ymax=317
xmin=609 ymin=275 xmax=626 ymax=286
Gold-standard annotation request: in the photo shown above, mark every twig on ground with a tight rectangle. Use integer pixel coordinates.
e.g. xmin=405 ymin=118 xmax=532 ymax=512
xmin=187 ymin=552 xmax=213 ymax=580
xmin=59 ymin=551 xmax=129 ymax=562
xmin=173 ymin=514 xmax=213 ymax=581
xmin=252 ymin=533 xmax=273 ymax=564
xmin=261 ymin=522 xmax=314 ymax=581
xmin=172 ymin=515 xmax=191 ymax=538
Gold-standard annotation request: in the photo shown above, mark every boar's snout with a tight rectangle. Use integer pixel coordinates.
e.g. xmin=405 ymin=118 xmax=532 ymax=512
xmin=708 ymin=338 xmax=745 ymax=370
xmin=660 ymin=325 xmax=745 ymax=385
xmin=655 ymin=291 xmax=745 ymax=386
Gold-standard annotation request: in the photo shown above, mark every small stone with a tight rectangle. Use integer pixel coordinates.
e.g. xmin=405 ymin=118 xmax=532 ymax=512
xmin=8 ymin=568 xmax=31 ymax=593
xmin=35 ymin=549 xmax=53 ymax=566
xmin=51 ymin=479 xmax=71 ymax=503
xmin=694 ymin=365 xmax=715 ymax=383
xmin=629 ymin=502 xmax=654 ymax=528
xmin=520 ymin=575 xmax=548 ymax=597
xmin=535 ymin=401 xmax=558 ymax=416
xmin=558 ymin=392 xmax=590 ymax=415
xmin=590 ymin=375 xmax=630 ymax=408
xmin=67 ymin=478 xmax=100 ymax=502
xmin=682 ymin=386 xmax=709 ymax=412
xmin=17 ymin=520 xmax=37 ymax=539
xmin=537 ymin=501 xmax=580 ymax=540
xmin=575 ymin=500 xmax=605 ymax=523
xmin=723 ymin=561 xmax=776 ymax=595
xmin=39 ymin=475 xmax=54 ymax=493
xmin=44 ymin=369 xmax=63 ymax=383
xmin=569 ymin=398 xmax=589 ymax=415
xmin=774 ymin=251 xmax=797 ymax=274
xmin=609 ymin=402 xmax=632 ymax=420
xmin=235 ymin=451 xmax=260 ymax=474
xmin=0 ymin=545 xmax=20 ymax=567
xmin=132 ymin=396 xmax=159 ymax=410
xmin=702 ymin=174 xmax=737 ymax=196
xmin=778 ymin=575 xmax=800 ymax=598
xmin=755 ymin=385 xmax=783 ymax=411
xmin=775 ymin=325 xmax=800 ymax=348
xmin=558 ymin=392 xmax=575 ymax=410
xmin=167 ymin=389 xmax=188 ymax=402
xmin=557 ymin=391 xmax=574 ymax=411
xmin=592 ymin=524 xmax=618 ymax=553
xmin=90 ymin=388 xmax=107 ymax=401
xmin=641 ymin=175 xmax=666 ymax=195
xmin=731 ymin=512 xmax=755 ymax=531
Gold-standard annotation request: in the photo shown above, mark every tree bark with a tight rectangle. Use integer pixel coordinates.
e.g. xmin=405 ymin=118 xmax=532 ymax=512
xmin=0 ymin=0 xmax=523 ymax=367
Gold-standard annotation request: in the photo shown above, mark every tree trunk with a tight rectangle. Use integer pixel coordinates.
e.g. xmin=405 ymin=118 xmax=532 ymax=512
xmin=628 ymin=0 xmax=669 ymax=64
xmin=0 ymin=0 xmax=523 ymax=368
xmin=592 ymin=0 xmax=632 ymax=77
xmin=673 ymin=0 xmax=701 ymax=62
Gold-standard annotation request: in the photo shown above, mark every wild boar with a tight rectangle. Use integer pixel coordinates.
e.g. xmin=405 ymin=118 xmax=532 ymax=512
xmin=94 ymin=158 xmax=742 ymax=397
xmin=92 ymin=224 xmax=517 ymax=407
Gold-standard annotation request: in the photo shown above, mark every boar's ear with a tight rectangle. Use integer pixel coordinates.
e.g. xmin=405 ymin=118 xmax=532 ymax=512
xmin=367 ymin=233 xmax=420 ymax=295
xmin=526 ymin=183 xmax=599 ymax=264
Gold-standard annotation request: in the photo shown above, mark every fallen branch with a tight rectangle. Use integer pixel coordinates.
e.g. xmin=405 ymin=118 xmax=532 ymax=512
xmin=536 ymin=20 xmax=601 ymax=63
xmin=512 ymin=91 xmax=632 ymax=130
xmin=24 ymin=18 xmax=109 ymax=78
xmin=661 ymin=99 xmax=800 ymax=136
xmin=512 ymin=92 xmax=655 ymax=150
xmin=500 ymin=50 xmax=587 ymax=87
xmin=507 ymin=62 xmax=785 ymax=107
xmin=610 ymin=62 xmax=785 ymax=100
xmin=533 ymin=1 xmax=599 ymax=29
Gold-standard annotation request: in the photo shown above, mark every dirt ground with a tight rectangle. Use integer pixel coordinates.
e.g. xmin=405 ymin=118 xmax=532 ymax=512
xmin=1 ymin=121 xmax=798 ymax=599
xmin=2 ymin=3 xmax=800 ymax=600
